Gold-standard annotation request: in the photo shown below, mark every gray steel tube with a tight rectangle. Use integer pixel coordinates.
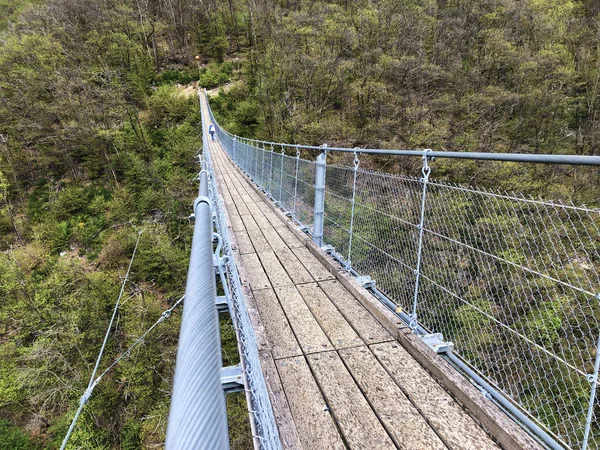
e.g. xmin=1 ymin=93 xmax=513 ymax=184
xmin=165 ymin=169 xmax=229 ymax=450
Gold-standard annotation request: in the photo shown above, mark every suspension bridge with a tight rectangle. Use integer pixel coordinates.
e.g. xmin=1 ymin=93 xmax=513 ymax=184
xmin=61 ymin=90 xmax=600 ymax=450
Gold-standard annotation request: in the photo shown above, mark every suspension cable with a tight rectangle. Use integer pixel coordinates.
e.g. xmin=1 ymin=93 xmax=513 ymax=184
xmin=61 ymin=229 xmax=144 ymax=450
xmin=59 ymin=294 xmax=184 ymax=449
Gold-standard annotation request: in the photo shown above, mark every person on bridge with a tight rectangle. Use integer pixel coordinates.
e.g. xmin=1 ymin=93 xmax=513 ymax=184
xmin=208 ymin=123 xmax=216 ymax=140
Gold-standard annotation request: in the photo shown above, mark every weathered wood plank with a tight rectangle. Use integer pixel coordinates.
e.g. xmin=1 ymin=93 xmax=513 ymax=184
xmin=233 ymin=229 xmax=255 ymax=254
xmin=246 ymin=226 xmax=270 ymax=253
xmin=257 ymin=250 xmax=294 ymax=287
xmin=235 ymin=201 xmax=251 ymax=216
xmin=275 ymin=226 xmax=305 ymax=248
xmin=261 ymin=226 xmax=289 ymax=253
xmin=296 ymin=283 xmax=363 ymax=350
xmin=292 ymin=247 xmax=336 ymax=281
xmin=228 ymin=213 xmax=245 ymax=232
xmin=338 ymin=346 xmax=448 ymax=450
xmin=275 ymin=247 xmax=314 ymax=285
xmin=274 ymin=285 xmax=333 ymax=354
xmin=253 ymin=289 xmax=301 ymax=359
xmin=239 ymin=253 xmax=270 ymax=291
xmin=276 ymin=356 xmax=345 ymax=450
xmin=307 ymin=351 xmax=396 ymax=449
xmin=318 ymin=280 xmax=393 ymax=345
xmin=258 ymin=351 xmax=303 ymax=449
xmin=371 ymin=341 xmax=501 ymax=450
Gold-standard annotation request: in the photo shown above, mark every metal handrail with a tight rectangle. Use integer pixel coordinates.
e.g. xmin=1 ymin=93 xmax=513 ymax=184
xmin=207 ymin=121 xmax=600 ymax=166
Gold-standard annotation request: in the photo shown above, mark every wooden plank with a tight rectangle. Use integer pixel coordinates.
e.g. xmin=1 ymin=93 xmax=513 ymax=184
xmin=292 ymin=247 xmax=336 ymax=281
xmin=276 ymin=356 xmax=345 ymax=450
xmin=246 ymin=201 xmax=265 ymax=218
xmin=244 ymin=290 xmax=269 ymax=351
xmin=252 ymin=210 xmax=272 ymax=230
xmin=253 ymin=289 xmax=301 ymax=359
xmin=276 ymin=226 xmax=306 ymax=248
xmin=371 ymin=341 xmax=501 ymax=450
xmin=257 ymin=250 xmax=294 ymax=288
xmin=246 ymin=226 xmax=270 ymax=253
xmin=258 ymin=351 xmax=303 ymax=449
xmin=395 ymin=327 xmax=544 ymax=450
xmin=226 ymin=202 xmax=241 ymax=221
xmin=239 ymin=253 xmax=271 ymax=291
xmin=338 ymin=346 xmax=448 ymax=450
xmin=235 ymin=201 xmax=251 ymax=216
xmin=233 ymin=229 xmax=255 ymax=254
xmin=318 ymin=280 xmax=393 ymax=345
xmin=296 ymin=283 xmax=363 ymax=350
xmin=307 ymin=351 xmax=396 ymax=449
xmin=261 ymin=226 xmax=289 ymax=253
xmin=241 ymin=213 xmax=260 ymax=230
xmin=229 ymin=214 xmax=245 ymax=232
xmin=274 ymin=285 xmax=333 ymax=354
xmin=275 ymin=247 xmax=314 ymax=285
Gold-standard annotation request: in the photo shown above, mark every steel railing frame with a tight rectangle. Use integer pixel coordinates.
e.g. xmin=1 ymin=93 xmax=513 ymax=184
xmin=165 ymin=155 xmax=230 ymax=448
xmin=205 ymin=92 xmax=600 ymax=450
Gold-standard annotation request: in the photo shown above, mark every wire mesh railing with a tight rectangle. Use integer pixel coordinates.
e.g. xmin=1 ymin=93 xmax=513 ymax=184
xmin=206 ymin=95 xmax=600 ymax=450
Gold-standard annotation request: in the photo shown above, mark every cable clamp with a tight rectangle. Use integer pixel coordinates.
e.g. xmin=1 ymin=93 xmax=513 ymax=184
xmin=354 ymin=147 xmax=361 ymax=169
xmin=194 ymin=196 xmax=212 ymax=212
xmin=421 ymin=149 xmax=432 ymax=181
xmin=79 ymin=385 xmax=94 ymax=406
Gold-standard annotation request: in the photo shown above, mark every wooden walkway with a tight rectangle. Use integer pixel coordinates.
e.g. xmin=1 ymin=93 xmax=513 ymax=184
xmin=203 ymin=96 xmax=541 ymax=450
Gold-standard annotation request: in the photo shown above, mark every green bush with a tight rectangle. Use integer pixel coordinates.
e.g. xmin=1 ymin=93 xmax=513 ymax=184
xmin=0 ymin=419 xmax=38 ymax=450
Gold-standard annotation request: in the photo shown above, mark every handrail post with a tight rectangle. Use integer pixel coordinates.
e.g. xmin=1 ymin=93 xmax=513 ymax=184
xmin=165 ymin=165 xmax=229 ymax=449
xmin=292 ymin=145 xmax=300 ymax=216
xmin=233 ymin=136 xmax=237 ymax=161
xmin=279 ymin=146 xmax=285 ymax=204
xmin=313 ymin=150 xmax=327 ymax=247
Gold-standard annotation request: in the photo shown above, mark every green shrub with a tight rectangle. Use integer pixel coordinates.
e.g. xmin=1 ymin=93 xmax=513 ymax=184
xmin=0 ymin=419 xmax=38 ymax=450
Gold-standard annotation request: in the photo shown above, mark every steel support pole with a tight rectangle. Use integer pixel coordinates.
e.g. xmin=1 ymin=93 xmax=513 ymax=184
xmin=269 ymin=146 xmax=274 ymax=195
xmin=313 ymin=151 xmax=327 ymax=247
xmin=233 ymin=136 xmax=237 ymax=162
xmin=261 ymin=144 xmax=266 ymax=189
xmin=165 ymin=167 xmax=229 ymax=450
xmin=582 ymin=331 xmax=600 ymax=449
xmin=279 ymin=147 xmax=285 ymax=204
xmin=292 ymin=146 xmax=300 ymax=216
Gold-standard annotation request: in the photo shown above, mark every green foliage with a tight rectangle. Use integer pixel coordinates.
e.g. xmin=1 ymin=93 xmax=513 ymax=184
xmin=154 ymin=68 xmax=196 ymax=86
xmin=121 ymin=421 xmax=142 ymax=450
xmin=0 ymin=419 xmax=38 ymax=450
xmin=199 ymin=62 xmax=232 ymax=88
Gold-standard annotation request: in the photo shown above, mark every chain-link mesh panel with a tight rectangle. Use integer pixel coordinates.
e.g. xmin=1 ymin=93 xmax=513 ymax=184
xmin=418 ymin=182 xmax=600 ymax=448
xmin=294 ymin=158 xmax=316 ymax=231
xmin=280 ymin=154 xmax=297 ymax=213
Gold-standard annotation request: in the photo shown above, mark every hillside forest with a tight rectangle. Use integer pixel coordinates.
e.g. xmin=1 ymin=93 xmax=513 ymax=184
xmin=0 ymin=0 xmax=599 ymax=449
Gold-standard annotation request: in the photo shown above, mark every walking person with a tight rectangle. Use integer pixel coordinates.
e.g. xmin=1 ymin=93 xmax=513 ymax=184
xmin=208 ymin=123 xmax=216 ymax=140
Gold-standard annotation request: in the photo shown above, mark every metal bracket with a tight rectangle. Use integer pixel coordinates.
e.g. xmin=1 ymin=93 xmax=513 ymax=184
xmin=285 ymin=212 xmax=293 ymax=218
xmin=355 ymin=275 xmax=376 ymax=289
xmin=221 ymin=365 xmax=244 ymax=394
xmin=216 ymin=295 xmax=229 ymax=313
xmin=421 ymin=333 xmax=454 ymax=354
xmin=586 ymin=373 xmax=598 ymax=384
xmin=299 ymin=225 xmax=310 ymax=234
xmin=321 ymin=245 xmax=334 ymax=254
